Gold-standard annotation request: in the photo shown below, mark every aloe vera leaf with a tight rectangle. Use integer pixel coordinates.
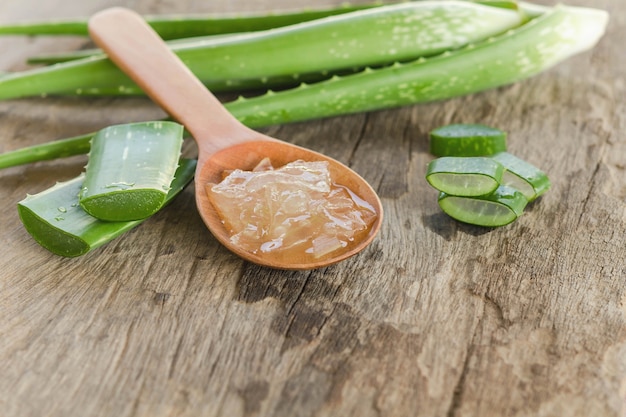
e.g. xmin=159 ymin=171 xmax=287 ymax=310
xmin=17 ymin=158 xmax=196 ymax=257
xmin=25 ymin=1 xmax=525 ymax=66
xmin=429 ymin=123 xmax=507 ymax=157
xmin=26 ymin=34 xmax=245 ymax=65
xmin=0 ymin=1 xmax=526 ymax=100
xmin=225 ymin=4 xmax=608 ymax=128
xmin=0 ymin=4 xmax=608 ymax=168
xmin=50 ymin=69 xmax=358 ymax=97
xmin=0 ymin=133 xmax=92 ymax=169
xmin=438 ymin=185 xmax=528 ymax=227
xmin=491 ymin=151 xmax=550 ymax=201
xmin=518 ymin=2 xmax=550 ymax=18
xmin=0 ymin=5 xmax=376 ymax=39
xmin=426 ymin=156 xmax=504 ymax=196
xmin=78 ymin=121 xmax=183 ymax=221
xmin=477 ymin=1 xmax=518 ymax=10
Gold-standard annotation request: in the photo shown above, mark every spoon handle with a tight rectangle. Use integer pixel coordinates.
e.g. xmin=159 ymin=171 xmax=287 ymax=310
xmin=88 ymin=7 xmax=255 ymax=166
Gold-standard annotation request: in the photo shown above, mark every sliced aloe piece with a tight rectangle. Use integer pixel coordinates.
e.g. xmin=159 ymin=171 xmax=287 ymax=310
xmin=426 ymin=156 xmax=504 ymax=197
xmin=79 ymin=121 xmax=183 ymax=221
xmin=429 ymin=124 xmax=507 ymax=157
xmin=491 ymin=152 xmax=550 ymax=201
xmin=17 ymin=159 xmax=196 ymax=257
xmin=438 ymin=185 xmax=528 ymax=227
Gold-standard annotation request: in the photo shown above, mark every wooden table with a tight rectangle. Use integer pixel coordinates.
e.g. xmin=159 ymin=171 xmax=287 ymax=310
xmin=1 ymin=0 xmax=624 ymax=416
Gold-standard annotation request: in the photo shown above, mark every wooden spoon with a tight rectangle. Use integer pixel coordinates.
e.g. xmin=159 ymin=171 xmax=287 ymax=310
xmin=88 ymin=7 xmax=383 ymax=270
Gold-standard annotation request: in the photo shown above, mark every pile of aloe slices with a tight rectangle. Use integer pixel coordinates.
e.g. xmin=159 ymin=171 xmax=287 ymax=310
xmin=425 ymin=124 xmax=550 ymax=227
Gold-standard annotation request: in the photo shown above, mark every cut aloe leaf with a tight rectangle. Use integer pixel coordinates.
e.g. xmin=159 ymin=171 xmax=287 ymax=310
xmin=17 ymin=159 xmax=196 ymax=257
xmin=426 ymin=156 xmax=504 ymax=197
xmin=438 ymin=185 xmax=528 ymax=227
xmin=491 ymin=152 xmax=550 ymax=201
xmin=79 ymin=121 xmax=184 ymax=221
xmin=429 ymin=124 xmax=507 ymax=157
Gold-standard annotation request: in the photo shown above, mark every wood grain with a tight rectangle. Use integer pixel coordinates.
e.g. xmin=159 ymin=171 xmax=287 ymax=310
xmin=1 ymin=0 xmax=625 ymax=416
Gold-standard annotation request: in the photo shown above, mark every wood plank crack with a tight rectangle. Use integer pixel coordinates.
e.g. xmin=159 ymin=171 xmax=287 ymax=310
xmin=446 ymin=343 xmax=475 ymax=417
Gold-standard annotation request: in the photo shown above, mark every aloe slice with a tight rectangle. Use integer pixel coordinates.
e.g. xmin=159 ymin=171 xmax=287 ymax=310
xmin=426 ymin=156 xmax=504 ymax=196
xmin=438 ymin=185 xmax=528 ymax=227
xmin=429 ymin=124 xmax=507 ymax=157
xmin=79 ymin=121 xmax=184 ymax=221
xmin=491 ymin=152 xmax=550 ymax=201
xmin=17 ymin=159 xmax=196 ymax=257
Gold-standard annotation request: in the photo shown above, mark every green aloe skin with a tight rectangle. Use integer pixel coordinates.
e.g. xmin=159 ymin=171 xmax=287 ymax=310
xmin=78 ymin=121 xmax=184 ymax=222
xmin=0 ymin=133 xmax=93 ymax=169
xmin=17 ymin=159 xmax=196 ymax=257
xmin=429 ymin=123 xmax=508 ymax=157
xmin=225 ymin=5 xmax=608 ymax=128
xmin=491 ymin=152 xmax=551 ymax=201
xmin=0 ymin=4 xmax=378 ymax=39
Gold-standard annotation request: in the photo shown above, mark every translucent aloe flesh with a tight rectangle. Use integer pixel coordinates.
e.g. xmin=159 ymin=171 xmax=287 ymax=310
xmin=492 ymin=151 xmax=551 ymax=201
xmin=426 ymin=156 xmax=504 ymax=197
xmin=0 ymin=1 xmax=527 ymax=100
xmin=438 ymin=185 xmax=528 ymax=227
xmin=17 ymin=159 xmax=196 ymax=257
xmin=79 ymin=121 xmax=184 ymax=221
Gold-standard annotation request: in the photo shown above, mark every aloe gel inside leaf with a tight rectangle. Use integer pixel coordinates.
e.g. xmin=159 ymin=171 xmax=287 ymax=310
xmin=426 ymin=156 xmax=504 ymax=197
xmin=79 ymin=121 xmax=184 ymax=221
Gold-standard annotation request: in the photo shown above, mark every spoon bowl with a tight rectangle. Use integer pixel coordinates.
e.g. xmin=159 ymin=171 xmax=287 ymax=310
xmin=89 ymin=7 xmax=383 ymax=269
xmin=197 ymin=140 xmax=382 ymax=269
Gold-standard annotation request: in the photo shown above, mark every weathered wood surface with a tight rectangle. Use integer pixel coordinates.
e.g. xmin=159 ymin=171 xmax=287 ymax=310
xmin=1 ymin=0 xmax=624 ymax=416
